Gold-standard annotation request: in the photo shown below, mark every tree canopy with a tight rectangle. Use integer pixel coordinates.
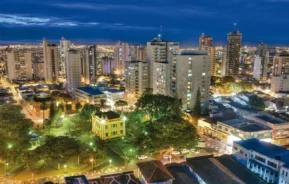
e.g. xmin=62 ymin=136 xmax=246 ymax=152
xmin=135 ymin=94 xmax=181 ymax=121
xmin=249 ymin=95 xmax=266 ymax=110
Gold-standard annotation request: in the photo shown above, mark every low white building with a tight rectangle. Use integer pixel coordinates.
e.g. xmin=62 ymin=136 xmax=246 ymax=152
xmin=233 ymin=138 xmax=289 ymax=184
xmin=271 ymin=74 xmax=289 ymax=93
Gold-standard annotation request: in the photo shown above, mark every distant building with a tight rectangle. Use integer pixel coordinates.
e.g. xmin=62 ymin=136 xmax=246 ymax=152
xmin=91 ymin=111 xmax=126 ymax=140
xmin=114 ymin=41 xmax=129 ymax=75
xmin=137 ymin=46 xmax=147 ymax=62
xmin=7 ymin=52 xmax=33 ymax=81
xmin=81 ymin=45 xmax=101 ymax=84
xmin=125 ymin=61 xmax=148 ymax=96
xmin=253 ymin=42 xmax=269 ymax=81
xmin=100 ymin=56 xmax=113 ymax=75
xmin=60 ymin=37 xmax=70 ymax=78
xmin=176 ymin=50 xmax=211 ymax=110
xmin=199 ymin=33 xmax=213 ymax=51
xmin=66 ymin=49 xmax=82 ymax=93
xmin=233 ymin=138 xmax=289 ymax=184
xmin=222 ymin=30 xmax=242 ymax=77
xmin=43 ymin=39 xmax=60 ymax=82
xmin=153 ymin=62 xmax=170 ymax=96
xmin=33 ymin=62 xmax=44 ymax=80
xmin=146 ymin=37 xmax=179 ymax=89
xmin=271 ymin=74 xmax=289 ymax=93
xmin=273 ymin=51 xmax=289 ymax=75
xmin=75 ymin=86 xmax=124 ymax=105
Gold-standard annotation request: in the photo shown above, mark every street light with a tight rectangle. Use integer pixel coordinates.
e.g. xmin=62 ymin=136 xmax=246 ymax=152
xmin=64 ymin=164 xmax=67 ymax=173
xmin=90 ymin=158 xmax=94 ymax=169
xmin=7 ymin=144 xmax=12 ymax=149
xmin=109 ymin=159 xmax=112 ymax=167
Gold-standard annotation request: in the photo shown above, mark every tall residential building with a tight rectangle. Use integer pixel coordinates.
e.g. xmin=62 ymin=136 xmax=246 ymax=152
xmin=273 ymin=51 xmax=289 ymax=75
xmin=101 ymin=56 xmax=113 ymax=75
xmin=176 ymin=51 xmax=211 ymax=110
xmin=125 ymin=61 xmax=148 ymax=96
xmin=7 ymin=52 xmax=33 ymax=81
xmin=43 ymin=39 xmax=60 ymax=82
xmin=208 ymin=47 xmax=216 ymax=76
xmin=60 ymin=37 xmax=70 ymax=78
xmin=222 ymin=30 xmax=242 ymax=77
xmin=66 ymin=49 xmax=82 ymax=93
xmin=114 ymin=41 xmax=129 ymax=75
xmin=271 ymin=74 xmax=289 ymax=93
xmin=146 ymin=37 xmax=179 ymax=91
xmin=153 ymin=62 xmax=170 ymax=95
xmin=33 ymin=62 xmax=44 ymax=80
xmin=137 ymin=46 xmax=147 ymax=62
xmin=253 ymin=42 xmax=269 ymax=81
xmin=199 ymin=33 xmax=213 ymax=51
xmin=82 ymin=45 xmax=99 ymax=84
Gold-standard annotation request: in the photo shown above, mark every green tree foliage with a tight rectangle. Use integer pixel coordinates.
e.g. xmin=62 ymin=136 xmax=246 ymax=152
xmin=135 ymin=94 xmax=181 ymax=121
xmin=75 ymin=102 xmax=82 ymax=112
xmin=114 ymin=100 xmax=128 ymax=111
xmin=0 ymin=105 xmax=33 ymax=162
xmin=79 ymin=104 xmax=100 ymax=123
xmin=192 ymin=88 xmax=201 ymax=118
xmin=25 ymin=136 xmax=90 ymax=170
xmin=40 ymin=102 xmax=48 ymax=126
xmin=49 ymin=102 xmax=56 ymax=120
xmin=222 ymin=76 xmax=236 ymax=83
xmin=249 ymin=95 xmax=266 ymax=110
xmin=57 ymin=103 xmax=65 ymax=113
xmin=65 ymin=103 xmax=72 ymax=112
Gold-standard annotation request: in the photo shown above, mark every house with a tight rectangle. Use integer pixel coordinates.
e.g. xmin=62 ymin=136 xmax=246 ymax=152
xmin=136 ymin=160 xmax=174 ymax=184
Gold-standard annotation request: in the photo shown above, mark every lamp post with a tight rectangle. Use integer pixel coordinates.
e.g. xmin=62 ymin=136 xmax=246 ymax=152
xmin=90 ymin=158 xmax=94 ymax=170
xmin=5 ymin=163 xmax=9 ymax=176
xmin=64 ymin=164 xmax=67 ymax=173
xmin=109 ymin=159 xmax=112 ymax=167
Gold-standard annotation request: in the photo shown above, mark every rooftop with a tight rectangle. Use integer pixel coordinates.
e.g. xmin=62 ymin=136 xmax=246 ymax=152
xmin=136 ymin=160 xmax=174 ymax=183
xmin=105 ymin=88 xmax=123 ymax=93
xmin=235 ymin=138 xmax=289 ymax=163
xmin=255 ymin=114 xmax=286 ymax=124
xmin=221 ymin=118 xmax=271 ymax=132
xmin=95 ymin=111 xmax=120 ymax=120
xmin=77 ymin=87 xmax=104 ymax=96
xmin=90 ymin=172 xmax=140 ymax=184
xmin=166 ymin=163 xmax=199 ymax=184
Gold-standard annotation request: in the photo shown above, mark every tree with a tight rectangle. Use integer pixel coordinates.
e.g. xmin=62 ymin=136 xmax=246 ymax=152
xmin=0 ymin=105 xmax=33 ymax=162
xmin=65 ymin=103 xmax=72 ymax=113
xmin=58 ymin=103 xmax=64 ymax=113
xmin=222 ymin=76 xmax=235 ymax=83
xmin=79 ymin=104 xmax=100 ymax=123
xmin=49 ymin=102 xmax=56 ymax=120
xmin=75 ymin=102 xmax=82 ymax=112
xmin=40 ymin=102 xmax=48 ymax=128
xmin=249 ymin=95 xmax=266 ymax=110
xmin=135 ymin=94 xmax=181 ymax=122
xmin=192 ymin=88 xmax=201 ymax=119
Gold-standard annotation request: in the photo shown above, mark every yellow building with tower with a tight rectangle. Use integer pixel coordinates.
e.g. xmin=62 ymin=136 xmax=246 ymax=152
xmin=92 ymin=111 xmax=126 ymax=140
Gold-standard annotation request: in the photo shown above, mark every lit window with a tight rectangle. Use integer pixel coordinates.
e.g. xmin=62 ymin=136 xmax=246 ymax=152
xmin=202 ymin=73 xmax=206 ymax=76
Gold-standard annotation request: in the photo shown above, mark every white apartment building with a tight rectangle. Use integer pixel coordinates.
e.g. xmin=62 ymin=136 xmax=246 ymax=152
xmin=253 ymin=42 xmax=269 ymax=81
xmin=125 ymin=61 xmax=148 ymax=96
xmin=60 ymin=37 xmax=70 ymax=78
xmin=66 ymin=49 xmax=82 ymax=93
xmin=176 ymin=51 xmax=211 ymax=110
xmin=233 ymin=138 xmax=289 ymax=184
xmin=146 ymin=37 xmax=179 ymax=90
xmin=271 ymin=74 xmax=289 ymax=93
xmin=114 ymin=41 xmax=129 ymax=75
xmin=153 ymin=62 xmax=170 ymax=96
xmin=273 ymin=52 xmax=289 ymax=75
xmin=7 ymin=52 xmax=33 ymax=81
xmin=43 ymin=39 xmax=60 ymax=82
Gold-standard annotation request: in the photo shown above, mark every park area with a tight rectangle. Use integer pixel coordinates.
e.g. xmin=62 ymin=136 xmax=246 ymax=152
xmin=0 ymin=93 xmax=199 ymax=181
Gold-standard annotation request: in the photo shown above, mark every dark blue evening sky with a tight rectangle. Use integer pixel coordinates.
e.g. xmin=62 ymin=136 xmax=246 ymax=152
xmin=0 ymin=0 xmax=288 ymax=46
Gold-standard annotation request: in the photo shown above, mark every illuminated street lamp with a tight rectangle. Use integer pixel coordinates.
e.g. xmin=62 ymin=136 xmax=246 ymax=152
xmin=109 ymin=159 xmax=112 ymax=167
xmin=90 ymin=158 xmax=94 ymax=169
xmin=64 ymin=164 xmax=67 ymax=173
xmin=7 ymin=144 xmax=12 ymax=149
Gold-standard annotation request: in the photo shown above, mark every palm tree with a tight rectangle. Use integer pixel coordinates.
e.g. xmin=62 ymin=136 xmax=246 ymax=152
xmin=40 ymin=101 xmax=48 ymax=128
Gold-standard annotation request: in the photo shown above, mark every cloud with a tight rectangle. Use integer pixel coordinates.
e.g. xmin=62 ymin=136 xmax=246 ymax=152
xmin=52 ymin=3 xmax=216 ymax=17
xmin=0 ymin=14 xmax=163 ymax=31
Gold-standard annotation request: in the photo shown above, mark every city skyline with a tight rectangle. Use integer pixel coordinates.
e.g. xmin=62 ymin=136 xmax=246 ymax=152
xmin=0 ymin=0 xmax=289 ymax=46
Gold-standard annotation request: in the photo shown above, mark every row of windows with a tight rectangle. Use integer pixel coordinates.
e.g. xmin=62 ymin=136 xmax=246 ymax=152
xmin=104 ymin=123 xmax=123 ymax=129
xmin=105 ymin=130 xmax=124 ymax=137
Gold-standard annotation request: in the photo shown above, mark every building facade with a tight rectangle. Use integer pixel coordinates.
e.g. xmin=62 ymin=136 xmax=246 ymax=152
xmin=176 ymin=51 xmax=211 ymax=110
xmin=7 ymin=52 xmax=33 ymax=81
xmin=222 ymin=31 xmax=242 ymax=77
xmin=66 ymin=49 xmax=82 ymax=93
xmin=125 ymin=61 xmax=148 ymax=96
xmin=82 ymin=45 xmax=100 ymax=85
xmin=199 ymin=33 xmax=213 ymax=51
xmin=253 ymin=42 xmax=269 ymax=81
xmin=271 ymin=74 xmax=289 ymax=93
xmin=273 ymin=52 xmax=289 ymax=75
xmin=114 ymin=41 xmax=129 ymax=75
xmin=43 ymin=39 xmax=60 ymax=82
xmin=92 ymin=111 xmax=126 ymax=140
xmin=60 ymin=37 xmax=70 ymax=79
